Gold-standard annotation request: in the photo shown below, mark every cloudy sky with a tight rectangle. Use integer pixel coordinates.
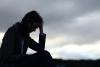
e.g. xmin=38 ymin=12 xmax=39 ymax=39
xmin=0 ymin=0 xmax=100 ymax=60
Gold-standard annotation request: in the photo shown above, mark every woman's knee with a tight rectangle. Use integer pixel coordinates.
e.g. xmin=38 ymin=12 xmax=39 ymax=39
xmin=37 ymin=50 xmax=51 ymax=57
xmin=42 ymin=50 xmax=50 ymax=55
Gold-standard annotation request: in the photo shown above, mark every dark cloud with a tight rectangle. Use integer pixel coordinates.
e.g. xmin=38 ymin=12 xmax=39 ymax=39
xmin=0 ymin=0 xmax=100 ymax=44
xmin=1 ymin=0 xmax=100 ymax=59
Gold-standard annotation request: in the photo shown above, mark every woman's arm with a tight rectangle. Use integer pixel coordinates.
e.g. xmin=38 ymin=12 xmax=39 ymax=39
xmin=28 ymin=23 xmax=46 ymax=51
xmin=28 ymin=34 xmax=46 ymax=51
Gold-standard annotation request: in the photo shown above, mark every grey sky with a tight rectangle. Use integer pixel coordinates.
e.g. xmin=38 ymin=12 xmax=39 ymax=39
xmin=0 ymin=0 xmax=100 ymax=59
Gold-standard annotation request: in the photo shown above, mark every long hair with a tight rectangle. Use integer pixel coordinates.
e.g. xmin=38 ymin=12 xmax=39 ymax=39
xmin=21 ymin=11 xmax=43 ymax=25
xmin=20 ymin=11 xmax=43 ymax=34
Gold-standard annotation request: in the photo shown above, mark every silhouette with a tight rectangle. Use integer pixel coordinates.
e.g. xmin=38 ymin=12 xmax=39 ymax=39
xmin=0 ymin=11 xmax=56 ymax=67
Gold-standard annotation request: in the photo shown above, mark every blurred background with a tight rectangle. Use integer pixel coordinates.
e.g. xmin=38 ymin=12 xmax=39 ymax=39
xmin=0 ymin=1 xmax=100 ymax=66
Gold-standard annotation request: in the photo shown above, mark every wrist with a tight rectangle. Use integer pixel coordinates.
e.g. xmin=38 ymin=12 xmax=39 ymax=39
xmin=39 ymin=33 xmax=46 ymax=36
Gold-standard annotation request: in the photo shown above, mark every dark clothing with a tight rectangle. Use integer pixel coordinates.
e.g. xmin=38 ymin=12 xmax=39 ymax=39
xmin=0 ymin=22 xmax=55 ymax=67
xmin=14 ymin=51 xmax=55 ymax=67
xmin=1 ymin=51 xmax=55 ymax=67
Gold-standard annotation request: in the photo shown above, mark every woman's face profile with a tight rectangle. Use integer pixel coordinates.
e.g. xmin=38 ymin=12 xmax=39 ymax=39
xmin=27 ymin=22 xmax=40 ymax=33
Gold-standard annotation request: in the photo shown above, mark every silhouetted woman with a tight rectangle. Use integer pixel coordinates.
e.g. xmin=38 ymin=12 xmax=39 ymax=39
xmin=0 ymin=11 xmax=56 ymax=67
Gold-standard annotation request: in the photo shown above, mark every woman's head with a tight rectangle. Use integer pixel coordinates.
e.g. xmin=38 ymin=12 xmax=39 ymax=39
xmin=22 ymin=11 xmax=43 ymax=24
xmin=21 ymin=11 xmax=43 ymax=33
